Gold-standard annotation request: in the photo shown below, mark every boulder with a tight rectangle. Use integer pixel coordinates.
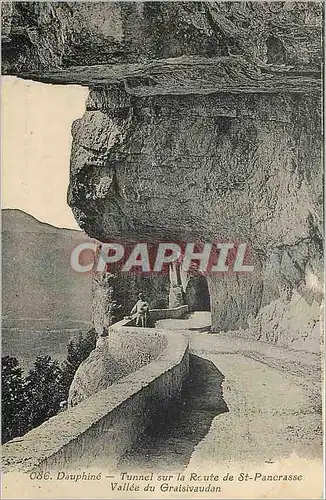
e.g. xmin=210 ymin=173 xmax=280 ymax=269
xmin=68 ymin=329 xmax=167 ymax=406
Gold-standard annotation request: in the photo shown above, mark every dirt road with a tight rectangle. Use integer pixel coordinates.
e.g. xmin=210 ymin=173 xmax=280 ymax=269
xmin=120 ymin=313 xmax=322 ymax=472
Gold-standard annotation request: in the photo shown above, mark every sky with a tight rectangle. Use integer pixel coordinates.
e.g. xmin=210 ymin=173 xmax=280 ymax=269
xmin=2 ymin=76 xmax=88 ymax=230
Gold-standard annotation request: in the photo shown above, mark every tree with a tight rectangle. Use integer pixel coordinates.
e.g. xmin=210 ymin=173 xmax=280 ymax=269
xmin=24 ymin=356 xmax=64 ymax=429
xmin=2 ymin=329 xmax=98 ymax=441
xmin=1 ymin=356 xmax=28 ymax=443
xmin=60 ymin=328 xmax=97 ymax=398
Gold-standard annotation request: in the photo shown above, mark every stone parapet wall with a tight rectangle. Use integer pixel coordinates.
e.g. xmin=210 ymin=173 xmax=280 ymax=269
xmin=110 ymin=304 xmax=189 ymax=330
xmin=150 ymin=305 xmax=189 ymax=321
xmin=3 ymin=331 xmax=189 ymax=473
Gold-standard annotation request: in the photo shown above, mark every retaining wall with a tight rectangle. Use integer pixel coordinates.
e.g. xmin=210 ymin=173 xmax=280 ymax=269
xmin=3 ymin=330 xmax=189 ymax=473
xmin=110 ymin=304 xmax=189 ymax=330
xmin=150 ymin=305 xmax=189 ymax=321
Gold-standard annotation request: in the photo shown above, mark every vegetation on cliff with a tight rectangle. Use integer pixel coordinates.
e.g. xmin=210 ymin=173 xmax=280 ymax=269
xmin=1 ymin=328 xmax=97 ymax=443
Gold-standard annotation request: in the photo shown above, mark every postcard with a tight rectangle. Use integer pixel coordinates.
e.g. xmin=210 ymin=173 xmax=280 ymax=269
xmin=1 ymin=1 xmax=324 ymax=499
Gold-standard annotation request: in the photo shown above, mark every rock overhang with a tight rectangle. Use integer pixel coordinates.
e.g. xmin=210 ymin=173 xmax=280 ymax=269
xmin=4 ymin=1 xmax=322 ymax=246
xmin=1 ymin=0 xmax=323 ymax=338
xmin=67 ymin=87 xmax=322 ymax=249
xmin=2 ymin=2 xmax=322 ymax=89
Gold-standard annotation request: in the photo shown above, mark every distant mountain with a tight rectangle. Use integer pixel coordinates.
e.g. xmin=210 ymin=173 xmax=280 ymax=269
xmin=2 ymin=209 xmax=81 ymax=235
xmin=2 ymin=209 xmax=94 ymax=369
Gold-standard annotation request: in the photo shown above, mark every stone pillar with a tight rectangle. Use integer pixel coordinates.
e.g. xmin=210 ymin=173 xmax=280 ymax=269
xmin=91 ymin=246 xmax=118 ymax=336
xmin=168 ymin=263 xmax=184 ymax=309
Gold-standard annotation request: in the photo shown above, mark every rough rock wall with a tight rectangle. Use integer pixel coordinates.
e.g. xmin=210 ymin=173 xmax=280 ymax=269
xmin=68 ymin=89 xmax=322 ymax=244
xmin=91 ymin=269 xmax=169 ymax=334
xmin=2 ymin=2 xmax=323 ymax=341
xmin=71 ymin=84 xmax=322 ymax=332
xmin=247 ymin=293 xmax=322 ymax=353
xmin=68 ymin=329 xmax=167 ymax=406
xmin=2 ymin=2 xmax=322 ymax=90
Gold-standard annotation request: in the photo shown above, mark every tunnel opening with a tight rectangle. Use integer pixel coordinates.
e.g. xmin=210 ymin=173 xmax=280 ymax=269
xmin=266 ymin=36 xmax=287 ymax=65
xmin=184 ymin=275 xmax=211 ymax=312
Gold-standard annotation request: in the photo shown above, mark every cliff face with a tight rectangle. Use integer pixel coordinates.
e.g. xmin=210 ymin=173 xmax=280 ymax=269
xmin=2 ymin=2 xmax=323 ymax=340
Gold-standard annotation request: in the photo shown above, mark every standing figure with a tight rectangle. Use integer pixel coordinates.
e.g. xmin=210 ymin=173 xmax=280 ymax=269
xmin=130 ymin=293 xmax=150 ymax=327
